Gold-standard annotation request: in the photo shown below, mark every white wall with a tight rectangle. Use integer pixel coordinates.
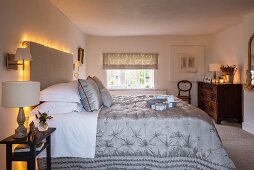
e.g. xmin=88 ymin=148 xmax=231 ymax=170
xmin=243 ymin=90 xmax=254 ymax=134
xmin=242 ymin=12 xmax=254 ymax=134
xmin=0 ymin=0 xmax=86 ymax=169
xmin=210 ymin=11 xmax=254 ymax=134
xmin=210 ymin=24 xmax=244 ymax=83
xmin=86 ymin=35 xmax=213 ymax=106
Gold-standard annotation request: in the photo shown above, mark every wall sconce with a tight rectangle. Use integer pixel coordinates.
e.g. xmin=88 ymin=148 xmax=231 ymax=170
xmin=73 ymin=61 xmax=81 ymax=78
xmin=6 ymin=48 xmax=32 ymax=70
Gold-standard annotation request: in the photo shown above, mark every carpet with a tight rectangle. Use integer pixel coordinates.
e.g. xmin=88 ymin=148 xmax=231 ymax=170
xmin=216 ymin=121 xmax=254 ymax=170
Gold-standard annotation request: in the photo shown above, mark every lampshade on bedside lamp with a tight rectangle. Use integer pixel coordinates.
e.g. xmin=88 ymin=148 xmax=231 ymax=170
xmin=2 ymin=81 xmax=40 ymax=138
xmin=209 ymin=64 xmax=221 ymax=79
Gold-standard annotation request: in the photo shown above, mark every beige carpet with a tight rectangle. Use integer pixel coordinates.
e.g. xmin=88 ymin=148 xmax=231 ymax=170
xmin=215 ymin=121 xmax=254 ymax=170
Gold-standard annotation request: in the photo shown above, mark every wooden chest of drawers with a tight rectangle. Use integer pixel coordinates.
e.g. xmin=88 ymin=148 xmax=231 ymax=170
xmin=198 ymin=81 xmax=242 ymax=124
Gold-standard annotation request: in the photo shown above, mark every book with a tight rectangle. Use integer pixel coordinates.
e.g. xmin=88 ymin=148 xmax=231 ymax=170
xmin=14 ymin=142 xmax=44 ymax=153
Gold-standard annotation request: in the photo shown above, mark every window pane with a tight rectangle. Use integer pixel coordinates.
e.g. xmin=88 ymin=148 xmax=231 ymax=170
xmin=107 ymin=69 xmax=154 ymax=89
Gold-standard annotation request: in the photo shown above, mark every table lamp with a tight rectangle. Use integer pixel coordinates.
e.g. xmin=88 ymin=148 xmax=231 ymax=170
xmin=2 ymin=81 xmax=40 ymax=138
xmin=209 ymin=64 xmax=221 ymax=79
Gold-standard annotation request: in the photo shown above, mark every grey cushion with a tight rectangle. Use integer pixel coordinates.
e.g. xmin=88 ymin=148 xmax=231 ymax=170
xmin=101 ymin=88 xmax=113 ymax=107
xmin=88 ymin=76 xmax=105 ymax=92
xmin=78 ymin=79 xmax=102 ymax=112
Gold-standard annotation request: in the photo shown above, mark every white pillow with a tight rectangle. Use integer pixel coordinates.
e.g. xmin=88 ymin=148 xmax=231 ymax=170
xmin=40 ymin=81 xmax=80 ymax=103
xmin=30 ymin=102 xmax=83 ymax=115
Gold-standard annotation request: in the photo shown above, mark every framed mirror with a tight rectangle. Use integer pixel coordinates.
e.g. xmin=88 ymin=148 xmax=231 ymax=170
xmin=246 ymin=33 xmax=254 ymax=91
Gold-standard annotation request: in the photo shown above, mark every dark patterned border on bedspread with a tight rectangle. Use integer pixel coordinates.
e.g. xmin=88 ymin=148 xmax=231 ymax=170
xmin=38 ymin=95 xmax=235 ymax=170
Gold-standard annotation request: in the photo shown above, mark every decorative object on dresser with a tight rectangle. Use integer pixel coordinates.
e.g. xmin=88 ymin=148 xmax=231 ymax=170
xmin=0 ymin=128 xmax=56 ymax=170
xmin=220 ymin=65 xmax=237 ymax=84
xmin=1 ymin=81 xmax=40 ymax=138
xmin=177 ymin=80 xmax=192 ymax=104
xmin=209 ymin=64 xmax=221 ymax=79
xmin=198 ymin=81 xmax=242 ymax=124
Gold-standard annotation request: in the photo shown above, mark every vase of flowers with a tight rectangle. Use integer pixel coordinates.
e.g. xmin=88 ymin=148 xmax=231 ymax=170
xmin=220 ymin=65 xmax=236 ymax=84
xmin=35 ymin=111 xmax=53 ymax=132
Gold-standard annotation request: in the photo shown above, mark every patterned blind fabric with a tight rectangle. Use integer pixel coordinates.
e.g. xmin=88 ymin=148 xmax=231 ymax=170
xmin=103 ymin=53 xmax=158 ymax=69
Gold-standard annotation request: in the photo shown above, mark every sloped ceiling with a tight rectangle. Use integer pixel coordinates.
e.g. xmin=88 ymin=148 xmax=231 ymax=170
xmin=50 ymin=0 xmax=254 ymax=36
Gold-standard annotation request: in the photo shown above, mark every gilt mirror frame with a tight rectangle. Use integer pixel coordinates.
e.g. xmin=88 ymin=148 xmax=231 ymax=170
xmin=245 ymin=33 xmax=254 ymax=91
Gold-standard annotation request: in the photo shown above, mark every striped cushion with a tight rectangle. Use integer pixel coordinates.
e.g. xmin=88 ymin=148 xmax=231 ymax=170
xmin=87 ymin=76 xmax=105 ymax=92
xmin=78 ymin=79 xmax=102 ymax=112
xmin=101 ymin=88 xmax=113 ymax=107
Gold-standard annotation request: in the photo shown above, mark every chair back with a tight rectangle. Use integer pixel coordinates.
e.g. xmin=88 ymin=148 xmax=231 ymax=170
xmin=177 ymin=80 xmax=192 ymax=97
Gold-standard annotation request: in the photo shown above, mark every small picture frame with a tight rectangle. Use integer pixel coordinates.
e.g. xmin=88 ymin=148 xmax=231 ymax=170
xmin=207 ymin=77 xmax=212 ymax=83
xmin=203 ymin=76 xmax=212 ymax=83
xmin=78 ymin=48 xmax=84 ymax=64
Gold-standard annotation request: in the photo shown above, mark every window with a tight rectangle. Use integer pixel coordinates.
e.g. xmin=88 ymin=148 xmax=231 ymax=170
xmin=107 ymin=69 xmax=154 ymax=89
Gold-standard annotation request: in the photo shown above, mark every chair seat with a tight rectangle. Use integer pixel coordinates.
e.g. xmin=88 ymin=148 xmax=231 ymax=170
xmin=178 ymin=96 xmax=191 ymax=99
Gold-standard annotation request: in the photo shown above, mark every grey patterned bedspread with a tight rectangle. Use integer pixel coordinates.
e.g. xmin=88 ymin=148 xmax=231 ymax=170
xmin=39 ymin=95 xmax=235 ymax=170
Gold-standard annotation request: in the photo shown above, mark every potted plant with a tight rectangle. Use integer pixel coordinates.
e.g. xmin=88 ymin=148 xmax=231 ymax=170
xmin=35 ymin=111 xmax=53 ymax=131
xmin=220 ymin=65 xmax=237 ymax=83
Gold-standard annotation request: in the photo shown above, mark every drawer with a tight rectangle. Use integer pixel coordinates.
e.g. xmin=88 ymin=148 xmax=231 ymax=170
xmin=199 ymin=82 xmax=217 ymax=93
xmin=199 ymin=91 xmax=217 ymax=102
xmin=199 ymin=100 xmax=217 ymax=118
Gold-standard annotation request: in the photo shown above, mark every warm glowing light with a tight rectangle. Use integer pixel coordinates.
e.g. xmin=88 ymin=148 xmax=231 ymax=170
xmin=23 ymin=60 xmax=30 ymax=81
xmin=21 ymin=34 xmax=72 ymax=53
xmin=13 ymin=161 xmax=26 ymax=170
xmin=18 ymin=70 xmax=24 ymax=81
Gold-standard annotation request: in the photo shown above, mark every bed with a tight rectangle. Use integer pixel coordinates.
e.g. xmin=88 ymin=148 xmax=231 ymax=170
xmin=27 ymin=41 xmax=235 ymax=170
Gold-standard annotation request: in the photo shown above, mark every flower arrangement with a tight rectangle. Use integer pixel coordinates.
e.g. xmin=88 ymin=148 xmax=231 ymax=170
xmin=220 ymin=65 xmax=237 ymax=75
xmin=35 ymin=111 xmax=53 ymax=124
xmin=35 ymin=111 xmax=53 ymax=131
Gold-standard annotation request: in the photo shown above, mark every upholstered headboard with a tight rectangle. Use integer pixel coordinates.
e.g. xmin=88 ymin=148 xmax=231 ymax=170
xmin=25 ymin=41 xmax=73 ymax=90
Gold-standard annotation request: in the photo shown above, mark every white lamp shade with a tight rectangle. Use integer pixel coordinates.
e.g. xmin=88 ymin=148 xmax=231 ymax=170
xmin=209 ymin=64 xmax=221 ymax=72
xmin=2 ymin=81 xmax=40 ymax=108
xmin=15 ymin=48 xmax=32 ymax=60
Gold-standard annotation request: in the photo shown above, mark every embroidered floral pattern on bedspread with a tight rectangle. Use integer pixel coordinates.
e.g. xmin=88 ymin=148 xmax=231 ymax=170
xmin=38 ymin=95 xmax=235 ymax=170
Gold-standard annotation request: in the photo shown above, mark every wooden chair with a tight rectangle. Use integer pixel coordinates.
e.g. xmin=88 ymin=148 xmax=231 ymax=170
xmin=177 ymin=80 xmax=192 ymax=104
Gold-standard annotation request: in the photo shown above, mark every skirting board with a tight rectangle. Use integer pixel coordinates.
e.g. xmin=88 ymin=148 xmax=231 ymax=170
xmin=242 ymin=122 xmax=254 ymax=135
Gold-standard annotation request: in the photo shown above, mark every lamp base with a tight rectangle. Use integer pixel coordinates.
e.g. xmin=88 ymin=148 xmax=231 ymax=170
xmin=14 ymin=125 xmax=27 ymax=138
xmin=14 ymin=107 xmax=28 ymax=139
xmin=213 ymin=71 xmax=217 ymax=79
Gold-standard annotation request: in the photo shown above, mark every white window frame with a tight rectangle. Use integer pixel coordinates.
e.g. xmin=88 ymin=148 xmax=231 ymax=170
xmin=106 ymin=69 xmax=155 ymax=89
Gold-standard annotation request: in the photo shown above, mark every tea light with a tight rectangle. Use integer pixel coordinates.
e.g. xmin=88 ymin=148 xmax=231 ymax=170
xmin=219 ymin=79 xmax=224 ymax=84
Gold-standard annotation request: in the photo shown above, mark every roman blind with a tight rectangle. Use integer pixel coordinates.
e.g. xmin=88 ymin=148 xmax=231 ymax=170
xmin=103 ymin=53 xmax=158 ymax=69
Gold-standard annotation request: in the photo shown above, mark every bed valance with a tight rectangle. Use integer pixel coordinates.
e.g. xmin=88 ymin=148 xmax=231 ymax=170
xmin=103 ymin=53 xmax=158 ymax=69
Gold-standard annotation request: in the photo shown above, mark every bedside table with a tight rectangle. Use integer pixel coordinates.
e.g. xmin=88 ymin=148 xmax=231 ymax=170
xmin=0 ymin=128 xmax=56 ymax=170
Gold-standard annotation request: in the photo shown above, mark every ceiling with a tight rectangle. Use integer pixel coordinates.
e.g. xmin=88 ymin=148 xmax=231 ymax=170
xmin=50 ymin=0 xmax=254 ymax=36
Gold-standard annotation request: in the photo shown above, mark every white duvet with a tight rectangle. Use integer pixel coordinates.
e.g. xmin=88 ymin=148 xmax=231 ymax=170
xmin=30 ymin=110 xmax=99 ymax=158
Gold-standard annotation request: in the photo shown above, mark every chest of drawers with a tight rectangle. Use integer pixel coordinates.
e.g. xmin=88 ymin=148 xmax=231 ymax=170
xmin=198 ymin=82 xmax=242 ymax=124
